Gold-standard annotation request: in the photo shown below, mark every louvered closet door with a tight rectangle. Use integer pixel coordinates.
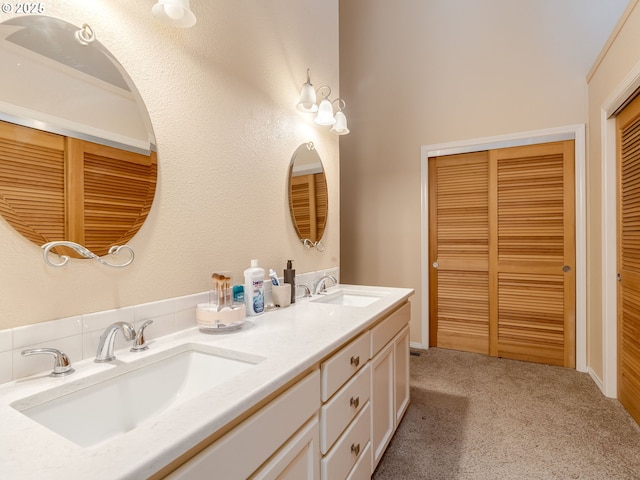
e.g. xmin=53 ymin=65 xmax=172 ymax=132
xmin=429 ymin=141 xmax=576 ymax=367
xmin=66 ymin=138 xmax=157 ymax=257
xmin=491 ymin=141 xmax=575 ymax=367
xmin=429 ymin=152 xmax=490 ymax=354
xmin=617 ymin=94 xmax=640 ymax=424
xmin=289 ymin=173 xmax=327 ymax=241
xmin=0 ymin=121 xmax=65 ymax=244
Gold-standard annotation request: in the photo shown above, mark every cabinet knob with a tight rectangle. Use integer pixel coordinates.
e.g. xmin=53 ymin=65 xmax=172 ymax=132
xmin=350 ymin=396 xmax=360 ymax=409
xmin=351 ymin=443 xmax=361 ymax=456
xmin=350 ymin=355 xmax=360 ymax=368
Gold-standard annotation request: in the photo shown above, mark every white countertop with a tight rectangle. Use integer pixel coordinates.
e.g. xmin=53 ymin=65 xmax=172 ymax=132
xmin=0 ymin=285 xmax=413 ymax=479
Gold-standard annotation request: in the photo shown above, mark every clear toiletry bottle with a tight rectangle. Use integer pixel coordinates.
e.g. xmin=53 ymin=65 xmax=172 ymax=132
xmin=284 ymin=259 xmax=295 ymax=304
xmin=244 ymin=259 xmax=265 ymax=315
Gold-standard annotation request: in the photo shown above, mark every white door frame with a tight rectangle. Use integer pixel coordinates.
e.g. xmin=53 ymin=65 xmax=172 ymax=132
xmin=601 ymin=59 xmax=640 ymax=398
xmin=420 ymin=124 xmax=587 ymax=373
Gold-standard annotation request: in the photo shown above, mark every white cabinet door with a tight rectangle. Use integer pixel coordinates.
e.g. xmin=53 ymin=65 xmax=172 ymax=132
xmin=250 ymin=415 xmax=320 ymax=480
xmin=394 ymin=325 xmax=410 ymax=424
xmin=370 ymin=341 xmax=394 ymax=471
xmin=166 ymin=370 xmax=319 ymax=480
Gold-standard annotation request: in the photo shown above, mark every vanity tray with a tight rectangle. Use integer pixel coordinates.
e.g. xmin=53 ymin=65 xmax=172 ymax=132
xmin=196 ymin=303 xmax=246 ymax=333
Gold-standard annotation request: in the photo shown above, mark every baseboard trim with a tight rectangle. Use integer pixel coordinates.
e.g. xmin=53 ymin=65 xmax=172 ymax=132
xmin=587 ymin=367 xmax=612 ymax=398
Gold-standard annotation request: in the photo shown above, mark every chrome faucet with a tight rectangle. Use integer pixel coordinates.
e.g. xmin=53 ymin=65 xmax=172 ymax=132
xmin=22 ymin=348 xmax=74 ymax=377
xmin=95 ymin=322 xmax=136 ymax=362
xmin=130 ymin=320 xmax=153 ymax=352
xmin=314 ymin=275 xmax=338 ymax=295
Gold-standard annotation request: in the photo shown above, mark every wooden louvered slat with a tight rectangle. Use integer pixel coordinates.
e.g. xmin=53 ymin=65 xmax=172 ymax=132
xmin=497 ymin=154 xmax=564 ymax=261
xmin=314 ymin=173 xmax=327 ymax=240
xmin=0 ymin=122 xmax=65 ymax=244
xmin=78 ymin=142 xmax=157 ymax=257
xmin=617 ymin=92 xmax=640 ymax=425
xmin=436 ymin=270 xmax=489 ymax=354
xmin=429 ymin=152 xmax=489 ymax=352
xmin=289 ymin=172 xmax=327 ymax=243
xmin=491 ymin=141 xmax=575 ymax=367
xmin=496 ymin=273 xmax=565 ymax=366
xmin=0 ymin=121 xmax=156 ymax=258
xmin=290 ymin=175 xmax=313 ymax=239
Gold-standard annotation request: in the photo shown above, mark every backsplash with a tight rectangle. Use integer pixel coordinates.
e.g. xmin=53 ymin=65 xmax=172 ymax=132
xmin=0 ymin=268 xmax=338 ymax=384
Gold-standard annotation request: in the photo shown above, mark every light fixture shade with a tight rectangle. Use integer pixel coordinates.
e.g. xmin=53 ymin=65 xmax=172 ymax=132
xmin=331 ymin=111 xmax=350 ymax=135
xmin=315 ymin=98 xmax=336 ymax=125
xmin=296 ymin=82 xmax=318 ymax=112
xmin=152 ymin=0 xmax=197 ymax=28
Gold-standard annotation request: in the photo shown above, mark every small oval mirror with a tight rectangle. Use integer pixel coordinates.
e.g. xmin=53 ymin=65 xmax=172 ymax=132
xmin=288 ymin=142 xmax=328 ymax=246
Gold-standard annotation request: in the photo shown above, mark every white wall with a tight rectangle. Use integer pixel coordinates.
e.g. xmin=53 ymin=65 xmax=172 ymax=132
xmin=339 ymin=0 xmax=627 ymax=347
xmin=0 ymin=0 xmax=340 ymax=330
xmin=587 ymin=0 xmax=640 ymax=389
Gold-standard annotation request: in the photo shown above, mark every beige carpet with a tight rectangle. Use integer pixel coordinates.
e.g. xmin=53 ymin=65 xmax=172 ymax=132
xmin=372 ymin=348 xmax=640 ymax=479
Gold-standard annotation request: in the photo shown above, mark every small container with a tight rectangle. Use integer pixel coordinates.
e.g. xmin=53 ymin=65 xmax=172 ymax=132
xmin=232 ymin=284 xmax=244 ymax=304
xmin=272 ymin=284 xmax=292 ymax=308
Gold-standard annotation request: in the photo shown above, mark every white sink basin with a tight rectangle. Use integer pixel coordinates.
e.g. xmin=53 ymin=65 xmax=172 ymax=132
xmin=310 ymin=288 xmax=387 ymax=307
xmin=11 ymin=343 xmax=264 ymax=448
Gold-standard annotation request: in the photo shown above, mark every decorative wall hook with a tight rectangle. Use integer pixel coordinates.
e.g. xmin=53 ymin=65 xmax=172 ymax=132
xmin=42 ymin=241 xmax=135 ymax=268
xmin=302 ymin=238 xmax=325 ymax=252
xmin=75 ymin=24 xmax=96 ymax=45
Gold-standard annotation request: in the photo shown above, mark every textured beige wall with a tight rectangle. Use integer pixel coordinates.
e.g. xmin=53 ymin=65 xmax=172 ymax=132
xmin=0 ymin=0 xmax=340 ymax=329
xmin=339 ymin=0 xmax=626 ymax=347
xmin=587 ymin=1 xmax=640 ymax=381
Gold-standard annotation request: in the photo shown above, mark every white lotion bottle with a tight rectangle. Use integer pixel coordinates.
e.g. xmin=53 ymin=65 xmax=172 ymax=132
xmin=244 ymin=259 xmax=265 ymax=316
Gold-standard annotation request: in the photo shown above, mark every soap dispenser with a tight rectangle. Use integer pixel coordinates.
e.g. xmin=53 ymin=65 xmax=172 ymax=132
xmin=283 ymin=259 xmax=295 ymax=304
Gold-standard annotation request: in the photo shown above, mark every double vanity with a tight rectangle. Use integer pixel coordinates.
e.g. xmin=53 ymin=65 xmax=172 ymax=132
xmin=0 ymin=285 xmax=413 ymax=479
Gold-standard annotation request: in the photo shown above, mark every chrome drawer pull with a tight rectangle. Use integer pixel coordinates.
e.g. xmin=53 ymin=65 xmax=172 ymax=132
xmin=350 ymin=396 xmax=360 ymax=409
xmin=350 ymin=355 xmax=360 ymax=367
xmin=351 ymin=443 xmax=361 ymax=456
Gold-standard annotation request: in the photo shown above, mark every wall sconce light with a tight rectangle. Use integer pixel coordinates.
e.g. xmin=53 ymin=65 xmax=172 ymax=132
xmin=152 ymin=0 xmax=197 ymax=28
xmin=296 ymin=69 xmax=318 ymax=113
xmin=297 ymin=69 xmax=350 ymax=135
xmin=330 ymin=99 xmax=350 ymax=135
xmin=314 ymin=86 xmax=336 ymax=126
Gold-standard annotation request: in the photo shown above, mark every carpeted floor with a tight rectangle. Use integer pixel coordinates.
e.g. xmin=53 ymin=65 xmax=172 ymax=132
xmin=372 ymin=348 xmax=640 ymax=479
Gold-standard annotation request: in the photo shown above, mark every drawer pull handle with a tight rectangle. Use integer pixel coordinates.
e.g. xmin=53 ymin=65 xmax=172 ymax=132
xmin=351 ymin=443 xmax=361 ymax=456
xmin=350 ymin=355 xmax=360 ymax=367
xmin=350 ymin=396 xmax=360 ymax=409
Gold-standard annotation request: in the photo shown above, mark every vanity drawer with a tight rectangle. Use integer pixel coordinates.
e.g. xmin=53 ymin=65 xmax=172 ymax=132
xmin=321 ymin=402 xmax=371 ymax=480
xmin=320 ymin=363 xmax=370 ymax=454
xmin=346 ymin=441 xmax=371 ymax=480
xmin=321 ymin=331 xmax=370 ymax=402
xmin=370 ymin=302 xmax=410 ymax=357
xmin=166 ymin=370 xmax=320 ymax=480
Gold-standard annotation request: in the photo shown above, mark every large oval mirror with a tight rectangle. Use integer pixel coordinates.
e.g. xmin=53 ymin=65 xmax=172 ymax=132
xmin=0 ymin=15 xmax=156 ymax=257
xmin=288 ymin=142 xmax=328 ymax=247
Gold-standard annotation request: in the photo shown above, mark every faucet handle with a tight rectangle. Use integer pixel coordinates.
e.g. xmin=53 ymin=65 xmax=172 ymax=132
xmin=296 ymin=284 xmax=312 ymax=299
xmin=130 ymin=320 xmax=153 ymax=352
xmin=22 ymin=348 xmax=75 ymax=377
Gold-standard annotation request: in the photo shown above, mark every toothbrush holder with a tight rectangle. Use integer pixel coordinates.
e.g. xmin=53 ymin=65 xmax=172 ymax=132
xmin=272 ymin=284 xmax=292 ymax=308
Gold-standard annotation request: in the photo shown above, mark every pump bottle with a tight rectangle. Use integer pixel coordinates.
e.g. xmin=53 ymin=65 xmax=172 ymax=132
xmin=283 ymin=259 xmax=295 ymax=304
